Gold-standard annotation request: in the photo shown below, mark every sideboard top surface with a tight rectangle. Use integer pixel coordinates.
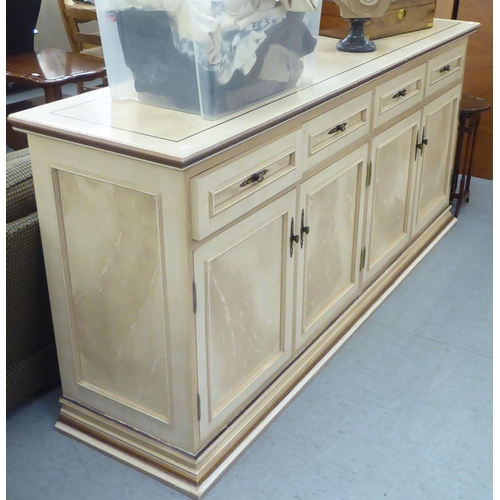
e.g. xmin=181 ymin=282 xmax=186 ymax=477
xmin=10 ymin=19 xmax=478 ymax=169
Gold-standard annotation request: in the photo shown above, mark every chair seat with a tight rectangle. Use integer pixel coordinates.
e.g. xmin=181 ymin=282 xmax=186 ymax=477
xmin=81 ymin=45 xmax=104 ymax=58
xmin=6 ymin=48 xmax=106 ymax=87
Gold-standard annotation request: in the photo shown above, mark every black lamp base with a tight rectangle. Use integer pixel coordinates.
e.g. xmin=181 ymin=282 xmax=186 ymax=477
xmin=336 ymin=18 xmax=376 ymax=53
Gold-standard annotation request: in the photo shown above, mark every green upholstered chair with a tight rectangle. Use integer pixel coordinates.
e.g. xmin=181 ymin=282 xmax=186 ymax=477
xmin=6 ymin=148 xmax=60 ymax=412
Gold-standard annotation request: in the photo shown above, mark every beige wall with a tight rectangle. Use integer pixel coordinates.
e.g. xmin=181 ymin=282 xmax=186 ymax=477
xmin=435 ymin=0 xmax=454 ymax=18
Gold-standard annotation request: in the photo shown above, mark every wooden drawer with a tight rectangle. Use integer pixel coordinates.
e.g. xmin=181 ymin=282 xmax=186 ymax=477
xmin=373 ymin=63 xmax=425 ymax=129
xmin=425 ymin=43 xmax=466 ymax=97
xmin=191 ymin=131 xmax=300 ymax=241
xmin=303 ymin=91 xmax=372 ymax=169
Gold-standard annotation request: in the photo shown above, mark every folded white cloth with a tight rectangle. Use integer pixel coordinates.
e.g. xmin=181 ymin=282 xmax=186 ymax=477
xmin=279 ymin=0 xmax=319 ymax=11
xmin=259 ymin=44 xmax=303 ymax=84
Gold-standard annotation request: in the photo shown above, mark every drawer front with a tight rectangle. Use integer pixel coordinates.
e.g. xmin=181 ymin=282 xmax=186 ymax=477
xmin=373 ymin=63 xmax=425 ymax=129
xmin=304 ymin=91 xmax=372 ymax=169
xmin=425 ymin=43 xmax=466 ymax=97
xmin=191 ymin=131 xmax=300 ymax=240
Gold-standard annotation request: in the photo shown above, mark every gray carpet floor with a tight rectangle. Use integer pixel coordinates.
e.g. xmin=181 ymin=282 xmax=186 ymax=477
xmin=6 ymin=179 xmax=492 ymax=500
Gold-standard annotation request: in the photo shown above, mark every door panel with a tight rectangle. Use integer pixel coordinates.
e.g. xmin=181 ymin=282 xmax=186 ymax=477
xmin=412 ymin=86 xmax=461 ymax=235
xmin=295 ymin=145 xmax=368 ymax=351
xmin=364 ymin=111 xmax=420 ymax=283
xmin=194 ymin=191 xmax=296 ymax=440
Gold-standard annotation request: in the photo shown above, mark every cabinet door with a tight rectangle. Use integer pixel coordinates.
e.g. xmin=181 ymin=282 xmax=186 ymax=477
xmin=194 ymin=191 xmax=296 ymax=440
xmin=295 ymin=145 xmax=368 ymax=351
xmin=412 ymin=85 xmax=461 ymax=235
xmin=364 ymin=111 xmax=421 ymax=283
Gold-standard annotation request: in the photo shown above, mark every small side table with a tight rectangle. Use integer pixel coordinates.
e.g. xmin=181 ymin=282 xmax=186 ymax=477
xmin=6 ymin=48 xmax=106 ymax=102
xmin=449 ymin=94 xmax=491 ymax=217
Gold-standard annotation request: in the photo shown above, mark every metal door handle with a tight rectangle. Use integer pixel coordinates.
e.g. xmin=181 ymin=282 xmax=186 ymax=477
xmin=290 ymin=218 xmax=299 ymax=257
xmin=300 ymin=209 xmax=310 ymax=248
xmin=392 ymin=88 xmax=407 ymax=99
xmin=240 ymin=168 xmax=269 ymax=188
xmin=328 ymin=122 xmax=348 ymax=135
xmin=415 ymin=127 xmax=428 ymax=158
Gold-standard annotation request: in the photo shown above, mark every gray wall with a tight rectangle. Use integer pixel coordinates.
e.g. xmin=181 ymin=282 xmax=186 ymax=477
xmin=34 ymin=0 xmax=99 ymax=52
xmin=35 ymin=0 xmax=70 ymax=51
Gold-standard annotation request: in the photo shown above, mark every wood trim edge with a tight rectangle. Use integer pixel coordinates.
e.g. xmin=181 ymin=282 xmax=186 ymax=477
xmin=9 ymin=29 xmax=476 ymax=170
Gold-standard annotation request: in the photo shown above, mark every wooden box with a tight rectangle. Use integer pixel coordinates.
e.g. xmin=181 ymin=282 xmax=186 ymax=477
xmin=320 ymin=0 xmax=436 ymax=40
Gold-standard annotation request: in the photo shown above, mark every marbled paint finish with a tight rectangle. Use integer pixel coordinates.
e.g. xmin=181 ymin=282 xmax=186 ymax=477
xmin=206 ymin=218 xmax=284 ymax=415
xmin=304 ymin=167 xmax=358 ymax=329
xmin=57 ymin=170 xmax=171 ymax=420
xmin=370 ymin=127 xmax=413 ymax=264
xmin=417 ymin=100 xmax=454 ymax=220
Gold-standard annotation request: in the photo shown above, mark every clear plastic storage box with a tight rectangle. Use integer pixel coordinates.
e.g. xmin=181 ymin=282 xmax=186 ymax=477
xmin=95 ymin=0 xmax=323 ymax=119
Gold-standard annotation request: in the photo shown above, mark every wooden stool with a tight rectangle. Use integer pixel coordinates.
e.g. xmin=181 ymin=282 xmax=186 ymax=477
xmin=6 ymin=48 xmax=106 ymax=103
xmin=449 ymin=94 xmax=491 ymax=217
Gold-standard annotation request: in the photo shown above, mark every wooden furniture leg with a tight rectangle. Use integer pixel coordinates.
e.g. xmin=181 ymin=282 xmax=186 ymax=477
xmin=449 ymin=94 xmax=490 ymax=217
xmin=43 ymin=85 xmax=64 ymax=103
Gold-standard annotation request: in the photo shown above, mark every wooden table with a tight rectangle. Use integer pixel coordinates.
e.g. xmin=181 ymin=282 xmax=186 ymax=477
xmin=6 ymin=48 xmax=106 ymax=102
xmin=449 ymin=93 xmax=491 ymax=216
xmin=6 ymin=48 xmax=106 ymax=149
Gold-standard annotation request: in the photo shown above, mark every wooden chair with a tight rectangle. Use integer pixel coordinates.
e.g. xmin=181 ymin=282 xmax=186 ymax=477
xmin=57 ymin=0 xmax=103 ymax=58
xmin=57 ymin=0 xmax=107 ymax=92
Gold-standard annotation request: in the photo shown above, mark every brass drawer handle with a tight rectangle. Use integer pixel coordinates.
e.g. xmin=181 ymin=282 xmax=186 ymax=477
xmin=397 ymin=8 xmax=406 ymax=20
xmin=392 ymin=88 xmax=407 ymax=99
xmin=328 ymin=122 xmax=348 ymax=135
xmin=240 ymin=168 xmax=269 ymax=187
xmin=439 ymin=64 xmax=451 ymax=73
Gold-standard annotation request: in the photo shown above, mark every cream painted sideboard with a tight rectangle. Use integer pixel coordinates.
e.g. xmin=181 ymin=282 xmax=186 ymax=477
xmin=10 ymin=19 xmax=478 ymax=498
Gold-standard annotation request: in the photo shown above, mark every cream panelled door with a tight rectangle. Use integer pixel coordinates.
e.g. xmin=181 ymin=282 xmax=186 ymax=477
xmin=193 ymin=191 xmax=296 ymax=440
xmin=295 ymin=145 xmax=368 ymax=351
xmin=363 ymin=111 xmax=421 ymax=284
xmin=412 ymin=85 xmax=461 ymax=236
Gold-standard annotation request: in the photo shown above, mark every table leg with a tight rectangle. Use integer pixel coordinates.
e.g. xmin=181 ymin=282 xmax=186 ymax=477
xmin=43 ymin=85 xmax=63 ymax=103
xmin=450 ymin=113 xmax=467 ymax=203
xmin=455 ymin=149 xmax=467 ymax=216
xmin=465 ymin=114 xmax=482 ymax=202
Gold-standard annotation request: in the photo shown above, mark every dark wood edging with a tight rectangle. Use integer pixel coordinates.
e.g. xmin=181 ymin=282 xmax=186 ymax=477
xmin=9 ymin=28 xmax=476 ymax=170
